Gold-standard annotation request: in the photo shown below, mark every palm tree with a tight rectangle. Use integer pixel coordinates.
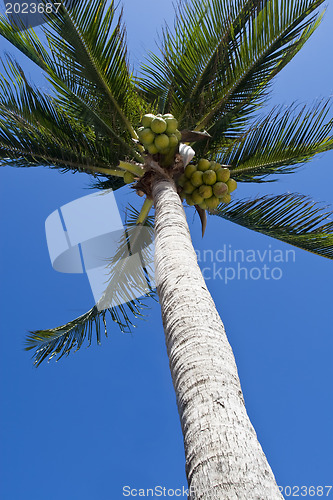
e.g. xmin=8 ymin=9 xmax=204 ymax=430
xmin=0 ymin=0 xmax=332 ymax=498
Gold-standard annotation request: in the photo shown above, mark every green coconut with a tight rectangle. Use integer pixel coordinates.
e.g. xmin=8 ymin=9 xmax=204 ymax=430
xmin=226 ymin=178 xmax=237 ymax=193
xmin=210 ymin=162 xmax=221 ymax=172
xmin=139 ymin=128 xmax=155 ymax=145
xmin=155 ymin=134 xmax=170 ymax=151
xmin=198 ymin=201 xmax=208 ymax=210
xmin=147 ymin=143 xmax=159 ymax=154
xmin=183 ymin=181 xmax=196 ymax=194
xmin=198 ymin=184 xmax=213 ymax=199
xmin=186 ymin=195 xmax=195 ymax=206
xmin=191 ymin=170 xmax=204 ymax=187
xmin=185 ymin=164 xmax=197 ymax=179
xmin=221 ymin=193 xmax=231 ymax=204
xmin=177 ymin=174 xmax=187 ymax=187
xmin=142 ymin=114 xmax=156 ymax=128
xmin=197 ymin=158 xmax=211 ymax=171
xmin=151 ymin=117 xmax=167 ymax=134
xmin=216 ymin=167 xmax=230 ymax=183
xmin=175 ymin=129 xmax=182 ymax=141
xmin=213 ymin=182 xmax=228 ymax=198
xmin=191 ymin=189 xmax=204 ymax=205
xmin=168 ymin=134 xmax=179 ymax=149
xmin=202 ymin=169 xmax=217 ymax=186
xmin=205 ymin=196 xmax=220 ymax=210
xmin=165 ymin=117 xmax=178 ymax=134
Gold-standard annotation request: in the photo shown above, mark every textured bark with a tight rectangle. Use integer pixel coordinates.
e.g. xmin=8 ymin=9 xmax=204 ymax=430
xmin=152 ymin=177 xmax=283 ymax=500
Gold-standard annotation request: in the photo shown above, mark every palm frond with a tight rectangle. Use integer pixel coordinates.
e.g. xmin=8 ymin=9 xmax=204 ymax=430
xmin=219 ymin=100 xmax=333 ymax=182
xmin=213 ymin=193 xmax=333 ymax=258
xmin=139 ymin=0 xmax=265 ymax=115
xmin=140 ymin=0 xmax=324 ymax=142
xmin=200 ymin=0 xmax=324 ymax=139
xmin=25 ymin=301 xmax=149 ymax=367
xmin=0 ymin=2 xmax=145 ymax=162
xmin=43 ymin=0 xmax=141 ymax=137
xmin=0 ymin=56 xmax=127 ymax=186
xmin=0 ymin=14 xmax=52 ymax=70
xmin=125 ymin=204 xmax=155 ymax=228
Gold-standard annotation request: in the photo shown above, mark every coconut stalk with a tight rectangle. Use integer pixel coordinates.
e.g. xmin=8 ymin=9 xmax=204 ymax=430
xmin=136 ymin=198 xmax=154 ymax=225
xmin=118 ymin=160 xmax=145 ymax=177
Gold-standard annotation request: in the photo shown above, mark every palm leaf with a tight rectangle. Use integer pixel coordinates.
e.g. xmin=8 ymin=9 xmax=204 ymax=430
xmin=25 ymin=301 xmax=149 ymax=367
xmin=140 ymin=0 xmax=324 ymax=142
xmin=213 ymin=193 xmax=333 ymax=259
xmin=220 ymin=100 xmax=333 ymax=182
xmin=0 ymin=2 xmax=145 ymax=162
xmin=139 ymin=0 xmax=265 ymax=116
xmin=0 ymin=14 xmax=52 ymax=69
xmin=43 ymin=0 xmax=141 ymax=137
xmin=0 ymin=57 xmax=126 ymax=185
xmin=199 ymin=0 xmax=324 ymax=139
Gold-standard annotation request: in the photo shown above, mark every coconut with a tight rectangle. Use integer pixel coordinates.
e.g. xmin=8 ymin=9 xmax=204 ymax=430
xmin=186 ymin=195 xmax=195 ymax=206
xmin=175 ymin=129 xmax=182 ymax=141
xmin=151 ymin=117 xmax=167 ymax=134
xmin=221 ymin=194 xmax=231 ymax=204
xmin=197 ymin=158 xmax=211 ymax=171
xmin=165 ymin=117 xmax=178 ymax=134
xmin=216 ymin=167 xmax=230 ymax=183
xmin=147 ymin=144 xmax=159 ymax=154
xmin=142 ymin=114 xmax=156 ymax=128
xmin=183 ymin=181 xmax=196 ymax=194
xmin=168 ymin=134 xmax=179 ymax=149
xmin=205 ymin=196 xmax=220 ymax=210
xmin=155 ymin=134 xmax=170 ymax=151
xmin=202 ymin=169 xmax=217 ymax=185
xmin=198 ymin=201 xmax=208 ymax=210
xmin=139 ymin=128 xmax=155 ymax=145
xmin=213 ymin=182 xmax=228 ymax=198
xmin=198 ymin=185 xmax=213 ymax=199
xmin=226 ymin=178 xmax=237 ymax=193
xmin=191 ymin=189 xmax=204 ymax=205
xmin=210 ymin=162 xmax=221 ymax=172
xmin=185 ymin=164 xmax=197 ymax=179
xmin=177 ymin=173 xmax=187 ymax=187
xmin=191 ymin=170 xmax=204 ymax=187
xmin=124 ymin=171 xmax=135 ymax=184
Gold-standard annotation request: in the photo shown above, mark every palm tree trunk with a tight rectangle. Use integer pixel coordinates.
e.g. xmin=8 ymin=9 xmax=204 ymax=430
xmin=152 ymin=177 xmax=283 ymax=500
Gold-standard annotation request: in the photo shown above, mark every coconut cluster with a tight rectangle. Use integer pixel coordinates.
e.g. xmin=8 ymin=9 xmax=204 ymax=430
xmin=177 ymin=159 xmax=237 ymax=210
xmin=137 ymin=113 xmax=181 ymax=155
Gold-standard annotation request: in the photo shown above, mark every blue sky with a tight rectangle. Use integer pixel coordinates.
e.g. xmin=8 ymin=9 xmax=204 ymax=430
xmin=0 ymin=2 xmax=333 ymax=499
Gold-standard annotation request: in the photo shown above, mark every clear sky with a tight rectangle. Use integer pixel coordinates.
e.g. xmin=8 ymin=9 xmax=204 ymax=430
xmin=0 ymin=2 xmax=333 ymax=499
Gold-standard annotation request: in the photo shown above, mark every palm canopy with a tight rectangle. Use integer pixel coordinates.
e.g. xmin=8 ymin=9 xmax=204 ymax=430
xmin=0 ymin=0 xmax=332 ymax=364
